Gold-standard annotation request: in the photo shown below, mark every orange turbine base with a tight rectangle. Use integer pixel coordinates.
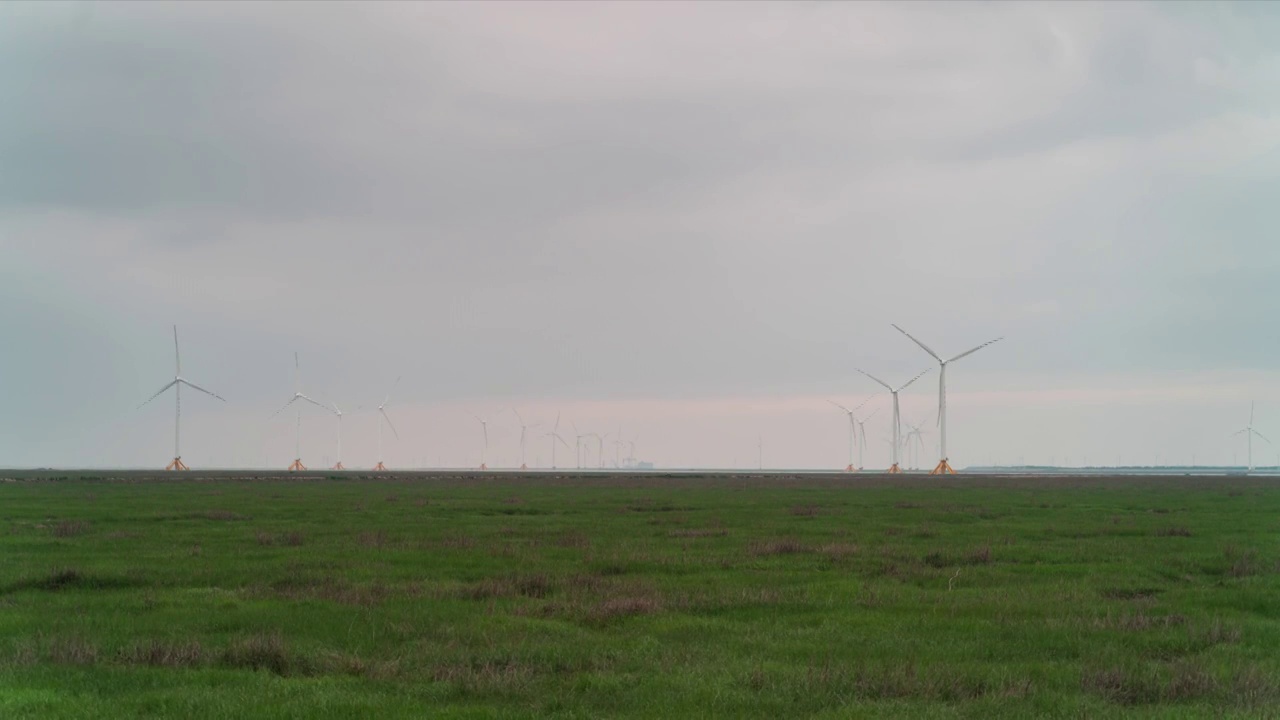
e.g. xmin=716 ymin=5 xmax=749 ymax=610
xmin=288 ymin=459 xmax=307 ymax=472
xmin=929 ymin=459 xmax=957 ymax=475
xmin=166 ymin=457 xmax=189 ymax=471
xmin=373 ymin=462 xmax=387 ymax=471
xmin=333 ymin=462 xmax=345 ymax=470
xmin=845 ymin=464 xmax=855 ymax=473
xmin=479 ymin=463 xmax=488 ymax=470
xmin=887 ymin=463 xmax=902 ymax=474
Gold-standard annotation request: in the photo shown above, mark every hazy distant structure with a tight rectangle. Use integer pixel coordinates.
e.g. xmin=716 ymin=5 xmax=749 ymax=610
xmin=474 ymin=415 xmax=490 ymax=470
xmin=591 ymin=432 xmax=610 ymax=469
xmin=330 ymin=403 xmax=346 ymax=469
xmin=573 ymin=424 xmax=588 ymax=469
xmin=829 ymin=398 xmax=872 ymax=472
xmin=270 ymin=352 xmax=329 ymax=471
xmin=855 ymin=367 xmax=931 ymax=474
xmin=1233 ymin=402 xmax=1269 ymax=472
xmin=854 ymin=413 xmax=875 ymax=470
xmin=373 ymin=377 xmax=401 ymax=471
xmin=511 ymin=409 xmax=539 ymax=470
xmin=544 ymin=413 xmax=570 ymax=468
xmin=757 ymin=435 xmax=764 ymax=470
xmin=137 ymin=326 xmax=225 ymax=470
xmin=892 ymin=325 xmax=1003 ymax=475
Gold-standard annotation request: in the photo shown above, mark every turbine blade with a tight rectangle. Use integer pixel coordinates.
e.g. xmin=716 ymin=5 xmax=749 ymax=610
xmin=269 ymin=396 xmax=300 ymax=419
xmin=381 ymin=409 xmax=400 ymax=440
xmin=137 ymin=380 xmax=177 ymax=410
xmin=891 ymin=324 xmax=942 ymax=361
xmin=898 ymin=367 xmax=933 ymax=391
xmin=554 ymin=412 xmax=561 ymax=433
xmin=178 ymin=379 xmax=225 ymax=402
xmin=512 ymin=408 xmax=524 ymax=425
xmin=383 ymin=376 xmax=401 ymax=407
xmin=948 ymin=337 xmax=1004 ymax=363
xmin=297 ymin=394 xmax=330 ymax=412
xmin=1250 ymin=401 xmax=1255 ymax=426
xmin=828 ymin=399 xmax=851 ymax=413
xmin=1233 ymin=429 xmax=1248 ymax=436
xmin=172 ymin=325 xmax=181 ymax=375
xmin=855 ymin=368 xmax=893 ymax=391
xmin=556 ymin=434 xmax=571 ymax=449
xmin=1253 ymin=429 xmax=1271 ymax=444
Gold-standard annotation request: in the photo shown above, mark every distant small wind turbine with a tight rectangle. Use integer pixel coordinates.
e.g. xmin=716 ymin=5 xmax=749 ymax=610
xmin=1233 ymin=402 xmax=1269 ymax=472
xmin=829 ymin=398 xmax=872 ymax=472
xmin=573 ymin=423 xmax=588 ymax=469
xmin=137 ymin=325 xmax=225 ymax=470
xmin=474 ymin=415 xmax=490 ymax=470
xmin=270 ymin=352 xmax=329 ymax=471
xmin=373 ymin=377 xmax=401 ymax=471
xmin=544 ymin=413 xmax=570 ymax=469
xmin=591 ymin=432 xmax=610 ymax=469
xmin=855 ymin=367 xmax=931 ymax=474
xmin=512 ymin=409 xmax=539 ymax=470
xmin=891 ymin=324 xmax=1003 ymax=475
xmin=855 ymin=409 xmax=878 ymax=470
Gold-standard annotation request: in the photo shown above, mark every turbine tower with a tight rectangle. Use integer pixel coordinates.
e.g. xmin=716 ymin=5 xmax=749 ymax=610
xmin=474 ymin=416 xmax=490 ymax=470
xmin=573 ymin=423 xmax=588 ymax=469
xmin=331 ymin=403 xmax=345 ymax=470
xmin=1233 ymin=402 xmax=1269 ymax=472
xmin=270 ymin=352 xmax=329 ymax=471
xmin=855 ymin=409 xmax=878 ymax=470
xmin=855 ymin=367 xmax=931 ymax=474
xmin=373 ymin=377 xmax=401 ymax=471
xmin=829 ymin=398 xmax=872 ymax=472
xmin=892 ymin=324 xmax=1003 ymax=474
xmin=545 ymin=413 xmax=570 ymax=469
xmin=512 ymin=409 xmax=539 ymax=470
xmin=137 ymin=325 xmax=225 ymax=470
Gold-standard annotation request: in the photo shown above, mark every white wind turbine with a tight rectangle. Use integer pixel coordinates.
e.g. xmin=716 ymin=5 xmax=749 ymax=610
xmin=474 ymin=415 xmax=490 ymax=470
xmin=136 ymin=325 xmax=225 ymax=470
xmin=892 ymin=324 xmax=1003 ymax=475
xmin=573 ymin=423 xmax=588 ymax=469
xmin=591 ymin=431 xmax=610 ymax=469
xmin=373 ymin=377 xmax=401 ymax=471
xmin=544 ymin=413 xmax=570 ymax=469
xmin=904 ymin=420 xmax=929 ymax=471
xmin=512 ymin=409 xmax=539 ymax=470
xmin=829 ymin=398 xmax=872 ymax=472
xmin=270 ymin=352 xmax=330 ymax=471
xmin=1233 ymin=402 xmax=1269 ymax=472
xmin=855 ymin=367 xmax=931 ymax=474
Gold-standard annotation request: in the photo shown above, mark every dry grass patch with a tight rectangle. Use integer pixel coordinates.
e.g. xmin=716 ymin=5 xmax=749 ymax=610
xmin=432 ymin=659 xmax=535 ymax=694
xmin=554 ymin=531 xmax=591 ymax=549
xmin=1155 ymin=526 xmax=1192 ymax=537
xmin=789 ymin=505 xmax=820 ymax=518
xmin=748 ymin=539 xmax=810 ymax=557
xmin=120 ymin=639 xmax=205 ymax=668
xmin=51 ymin=520 xmax=90 ymax=538
xmin=460 ymin=574 xmax=553 ymax=601
xmin=221 ymin=632 xmax=304 ymax=676
xmin=819 ymin=542 xmax=859 ymax=560
xmin=196 ymin=510 xmax=250 ymax=521
xmin=668 ymin=528 xmax=728 ymax=539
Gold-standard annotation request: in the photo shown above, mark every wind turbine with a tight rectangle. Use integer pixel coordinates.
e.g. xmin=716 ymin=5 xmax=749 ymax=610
xmin=474 ymin=415 xmax=490 ymax=470
xmin=829 ymin=398 xmax=872 ymax=472
xmin=1233 ymin=402 xmax=1269 ymax=472
xmin=512 ymin=409 xmax=539 ymax=470
xmin=136 ymin=325 xmax=225 ymax=470
xmin=904 ymin=420 xmax=929 ymax=470
xmin=855 ymin=367 xmax=931 ymax=474
xmin=573 ymin=423 xmax=588 ymax=469
xmin=373 ymin=377 xmax=401 ymax=471
xmin=544 ymin=413 xmax=570 ymax=469
xmin=614 ymin=426 xmax=624 ymax=468
xmin=891 ymin=324 xmax=1003 ymax=475
xmin=270 ymin=352 xmax=329 ymax=471
xmin=591 ymin=432 xmax=610 ymax=469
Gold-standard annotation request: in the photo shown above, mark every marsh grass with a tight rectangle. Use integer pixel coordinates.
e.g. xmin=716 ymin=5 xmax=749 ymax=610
xmin=1 ymin=474 xmax=1278 ymax=717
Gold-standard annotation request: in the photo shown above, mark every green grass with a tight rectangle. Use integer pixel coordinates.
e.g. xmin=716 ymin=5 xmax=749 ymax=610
xmin=1 ymin=474 xmax=1278 ymax=718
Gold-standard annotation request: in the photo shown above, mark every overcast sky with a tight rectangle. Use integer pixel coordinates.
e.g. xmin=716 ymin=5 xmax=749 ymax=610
xmin=3 ymin=1 xmax=1279 ymax=470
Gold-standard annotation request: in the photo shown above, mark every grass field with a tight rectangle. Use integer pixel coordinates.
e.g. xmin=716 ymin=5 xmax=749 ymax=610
xmin=1 ymin=472 xmax=1278 ymax=718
